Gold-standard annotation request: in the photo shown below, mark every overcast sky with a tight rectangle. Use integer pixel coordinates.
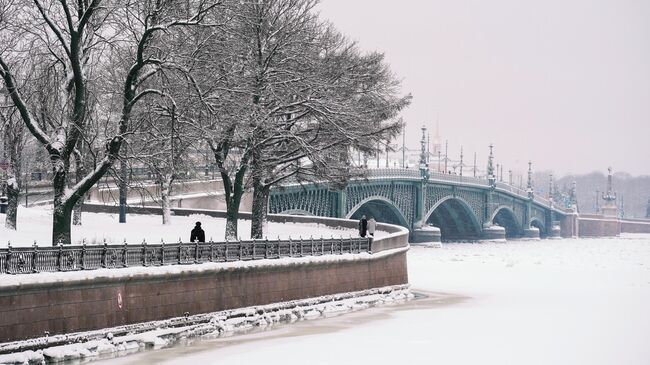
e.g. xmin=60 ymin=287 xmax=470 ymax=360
xmin=317 ymin=0 xmax=650 ymax=177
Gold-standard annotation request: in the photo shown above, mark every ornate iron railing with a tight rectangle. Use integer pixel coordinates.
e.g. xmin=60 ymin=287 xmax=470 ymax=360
xmin=0 ymin=236 xmax=370 ymax=275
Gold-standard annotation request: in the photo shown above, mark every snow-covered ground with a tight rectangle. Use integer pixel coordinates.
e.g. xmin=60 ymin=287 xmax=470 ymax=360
xmin=97 ymin=235 xmax=650 ymax=365
xmin=0 ymin=206 xmax=370 ymax=247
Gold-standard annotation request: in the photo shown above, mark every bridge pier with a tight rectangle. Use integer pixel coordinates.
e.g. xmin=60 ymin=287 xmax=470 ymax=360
xmin=560 ymin=213 xmax=579 ymax=238
xmin=523 ymin=227 xmax=541 ymax=240
xmin=482 ymin=225 xmax=506 ymax=241
xmin=411 ymin=226 xmax=441 ymax=243
xmin=549 ymin=224 xmax=562 ymax=239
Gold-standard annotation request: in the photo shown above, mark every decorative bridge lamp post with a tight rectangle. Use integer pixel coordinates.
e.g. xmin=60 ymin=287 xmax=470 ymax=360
xmin=526 ymin=161 xmax=534 ymax=200
xmin=459 ymin=146 xmax=464 ymax=176
xmin=487 ymin=144 xmax=496 ymax=188
xmin=419 ymin=125 xmax=429 ymax=179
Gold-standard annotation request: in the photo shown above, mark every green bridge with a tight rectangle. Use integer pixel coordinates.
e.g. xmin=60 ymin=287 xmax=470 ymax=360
xmin=269 ymin=168 xmax=574 ymax=242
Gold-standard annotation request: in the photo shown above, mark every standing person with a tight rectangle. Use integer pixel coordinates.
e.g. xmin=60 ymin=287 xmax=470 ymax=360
xmin=367 ymin=216 xmax=377 ymax=237
xmin=358 ymin=215 xmax=368 ymax=237
xmin=190 ymin=222 xmax=205 ymax=243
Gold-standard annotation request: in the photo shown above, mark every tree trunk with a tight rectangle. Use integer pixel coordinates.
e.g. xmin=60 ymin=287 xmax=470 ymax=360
xmin=52 ymin=202 xmax=72 ymax=245
xmin=119 ymin=157 xmax=128 ymax=223
xmin=250 ymin=179 xmax=270 ymax=239
xmin=225 ymin=200 xmax=239 ymax=240
xmin=225 ymin=187 xmax=244 ymax=240
xmin=161 ymin=177 xmax=173 ymax=225
xmin=72 ymin=143 xmax=86 ymax=226
xmin=5 ymin=180 xmax=19 ymax=230
xmin=51 ymin=158 xmax=72 ymax=245
xmin=2 ymin=116 xmax=23 ymax=230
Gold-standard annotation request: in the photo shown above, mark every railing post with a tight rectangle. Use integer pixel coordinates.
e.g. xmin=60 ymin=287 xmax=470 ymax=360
xmin=225 ymin=238 xmax=229 ymax=261
xmin=299 ymin=236 xmax=303 ymax=257
xmin=102 ymin=241 xmax=108 ymax=268
xmin=5 ymin=243 xmax=12 ymax=274
xmin=161 ymin=239 xmax=165 ymax=266
xmin=57 ymin=241 xmax=63 ymax=271
xmin=31 ymin=242 xmax=38 ymax=273
xmin=330 ymin=235 xmax=334 ymax=254
xmin=178 ymin=238 xmax=183 ymax=264
xmin=288 ymin=236 xmax=293 ymax=257
xmin=142 ymin=239 xmax=147 ymax=266
xmin=264 ymin=238 xmax=269 ymax=259
xmin=320 ymin=236 xmax=324 ymax=255
xmin=122 ymin=239 xmax=128 ymax=268
xmin=238 ymin=237 xmax=243 ymax=260
xmin=80 ymin=240 xmax=86 ymax=270
xmin=209 ymin=239 xmax=214 ymax=262
xmin=194 ymin=239 xmax=200 ymax=263
xmin=339 ymin=235 xmax=344 ymax=254
xmin=310 ymin=235 xmax=314 ymax=255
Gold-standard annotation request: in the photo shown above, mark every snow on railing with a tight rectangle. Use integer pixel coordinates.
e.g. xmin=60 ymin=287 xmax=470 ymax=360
xmin=366 ymin=168 xmax=422 ymax=179
xmin=0 ymin=236 xmax=370 ymax=275
xmin=277 ymin=168 xmax=568 ymax=213
xmin=428 ymin=171 xmax=490 ymax=186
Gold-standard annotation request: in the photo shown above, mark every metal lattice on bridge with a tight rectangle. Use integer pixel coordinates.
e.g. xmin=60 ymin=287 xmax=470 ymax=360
xmin=269 ymin=168 xmax=572 ymax=241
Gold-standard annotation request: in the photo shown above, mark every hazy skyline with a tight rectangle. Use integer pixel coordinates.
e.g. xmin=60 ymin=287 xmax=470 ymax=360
xmin=318 ymin=0 xmax=650 ymax=177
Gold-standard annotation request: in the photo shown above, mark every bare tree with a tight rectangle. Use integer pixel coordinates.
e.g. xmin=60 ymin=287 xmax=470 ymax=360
xmin=130 ymin=94 xmax=197 ymax=224
xmin=0 ymin=0 xmax=220 ymax=244
xmin=189 ymin=0 xmax=410 ymax=239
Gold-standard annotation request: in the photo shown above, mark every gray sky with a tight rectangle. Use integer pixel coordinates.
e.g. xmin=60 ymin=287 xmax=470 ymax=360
xmin=317 ymin=0 xmax=650 ymax=177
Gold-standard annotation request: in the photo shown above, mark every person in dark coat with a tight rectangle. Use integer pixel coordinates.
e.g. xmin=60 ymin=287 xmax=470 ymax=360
xmin=358 ymin=215 xmax=368 ymax=237
xmin=190 ymin=222 xmax=205 ymax=243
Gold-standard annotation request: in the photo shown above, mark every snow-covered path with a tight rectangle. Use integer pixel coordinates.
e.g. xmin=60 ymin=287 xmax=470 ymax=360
xmin=0 ymin=207 xmax=365 ymax=247
xmin=99 ymin=235 xmax=650 ymax=365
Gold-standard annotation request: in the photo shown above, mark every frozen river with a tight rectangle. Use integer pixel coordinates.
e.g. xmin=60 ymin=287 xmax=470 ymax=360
xmin=98 ymin=235 xmax=650 ymax=365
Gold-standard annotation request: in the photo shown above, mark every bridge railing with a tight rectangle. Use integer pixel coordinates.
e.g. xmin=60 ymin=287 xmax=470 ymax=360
xmin=428 ymin=171 xmax=490 ymax=186
xmin=0 ymin=237 xmax=370 ymax=275
xmin=366 ymin=168 xmax=422 ymax=179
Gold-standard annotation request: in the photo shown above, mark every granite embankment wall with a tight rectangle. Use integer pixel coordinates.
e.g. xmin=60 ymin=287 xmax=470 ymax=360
xmin=578 ymin=216 xmax=621 ymax=237
xmin=575 ymin=214 xmax=650 ymax=237
xmin=620 ymin=218 xmax=650 ymax=234
xmin=0 ymin=207 xmax=409 ymax=343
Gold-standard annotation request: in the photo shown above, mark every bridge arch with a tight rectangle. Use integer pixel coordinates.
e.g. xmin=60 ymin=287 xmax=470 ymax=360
xmin=530 ymin=218 xmax=547 ymax=238
xmin=346 ymin=196 xmax=409 ymax=228
xmin=424 ymin=196 xmax=482 ymax=241
xmin=490 ymin=206 xmax=522 ymax=238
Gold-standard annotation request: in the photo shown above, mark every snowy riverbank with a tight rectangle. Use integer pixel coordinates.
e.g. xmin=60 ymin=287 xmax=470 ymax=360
xmin=0 ymin=285 xmax=412 ymax=364
xmin=91 ymin=235 xmax=650 ymax=365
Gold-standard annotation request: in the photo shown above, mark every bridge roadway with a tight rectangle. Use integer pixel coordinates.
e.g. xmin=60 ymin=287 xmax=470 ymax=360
xmin=269 ymin=168 xmax=574 ymax=242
